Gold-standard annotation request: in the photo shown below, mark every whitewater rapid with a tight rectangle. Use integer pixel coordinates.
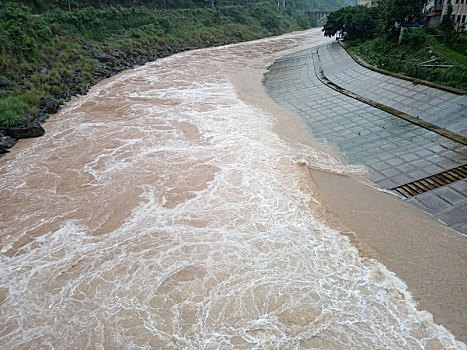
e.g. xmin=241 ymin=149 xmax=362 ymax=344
xmin=0 ymin=29 xmax=464 ymax=349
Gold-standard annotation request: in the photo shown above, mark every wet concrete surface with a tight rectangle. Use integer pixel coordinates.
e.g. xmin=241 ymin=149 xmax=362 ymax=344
xmin=264 ymin=43 xmax=467 ymax=234
xmin=320 ymin=42 xmax=467 ymax=138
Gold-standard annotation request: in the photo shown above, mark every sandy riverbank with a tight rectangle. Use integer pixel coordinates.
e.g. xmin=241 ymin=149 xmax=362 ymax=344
xmin=230 ymin=28 xmax=467 ymax=344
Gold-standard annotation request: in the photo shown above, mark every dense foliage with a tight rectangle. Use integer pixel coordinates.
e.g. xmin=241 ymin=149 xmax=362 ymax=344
xmin=0 ymin=0 xmax=350 ymax=128
xmin=323 ymin=5 xmax=379 ymax=40
xmin=323 ymin=0 xmax=427 ymax=40
xmin=378 ymin=0 xmax=426 ymax=38
xmin=4 ymin=0 xmax=350 ymax=12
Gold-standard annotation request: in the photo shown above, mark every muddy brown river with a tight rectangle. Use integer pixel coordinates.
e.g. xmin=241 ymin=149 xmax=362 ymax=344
xmin=0 ymin=29 xmax=464 ymax=349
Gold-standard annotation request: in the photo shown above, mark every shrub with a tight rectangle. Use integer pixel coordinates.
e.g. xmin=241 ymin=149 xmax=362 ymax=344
xmin=401 ymin=28 xmax=426 ymax=48
xmin=0 ymin=3 xmax=53 ymax=60
xmin=447 ymin=32 xmax=467 ymax=55
xmin=0 ymin=97 xmax=27 ymax=127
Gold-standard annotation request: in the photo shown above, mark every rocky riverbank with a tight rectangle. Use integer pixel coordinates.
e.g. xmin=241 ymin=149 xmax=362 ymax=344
xmin=0 ymin=41 xmax=194 ymax=154
xmin=1 ymin=1 xmax=321 ymax=155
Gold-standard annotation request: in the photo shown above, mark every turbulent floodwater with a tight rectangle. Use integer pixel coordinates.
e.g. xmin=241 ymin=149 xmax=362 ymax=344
xmin=0 ymin=30 xmax=464 ymax=349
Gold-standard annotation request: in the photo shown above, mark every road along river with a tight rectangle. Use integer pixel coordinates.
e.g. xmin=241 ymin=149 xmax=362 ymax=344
xmin=0 ymin=29 xmax=465 ymax=349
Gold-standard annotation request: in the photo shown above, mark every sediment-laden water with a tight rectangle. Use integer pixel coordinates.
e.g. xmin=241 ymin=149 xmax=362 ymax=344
xmin=0 ymin=29 xmax=464 ymax=349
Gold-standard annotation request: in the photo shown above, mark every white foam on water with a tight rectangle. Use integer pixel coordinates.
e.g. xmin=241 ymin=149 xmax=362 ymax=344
xmin=0 ymin=31 xmax=465 ymax=349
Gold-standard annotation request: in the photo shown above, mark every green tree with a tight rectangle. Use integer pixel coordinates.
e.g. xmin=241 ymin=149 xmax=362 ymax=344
xmin=323 ymin=5 xmax=379 ymax=40
xmin=294 ymin=11 xmax=310 ymax=29
xmin=251 ymin=2 xmax=284 ymax=34
xmin=0 ymin=3 xmax=52 ymax=60
xmin=378 ymin=0 xmax=426 ymax=39
xmin=439 ymin=2 xmax=455 ymax=42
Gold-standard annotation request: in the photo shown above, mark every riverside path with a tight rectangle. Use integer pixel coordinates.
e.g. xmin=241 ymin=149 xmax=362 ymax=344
xmin=264 ymin=42 xmax=467 ymax=235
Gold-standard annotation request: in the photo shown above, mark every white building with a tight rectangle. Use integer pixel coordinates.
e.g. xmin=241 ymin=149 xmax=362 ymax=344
xmin=357 ymin=0 xmax=378 ymax=7
xmin=441 ymin=0 xmax=467 ymax=30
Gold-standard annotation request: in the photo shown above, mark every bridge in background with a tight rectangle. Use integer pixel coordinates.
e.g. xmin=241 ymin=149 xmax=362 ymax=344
xmin=310 ymin=10 xmax=330 ymax=26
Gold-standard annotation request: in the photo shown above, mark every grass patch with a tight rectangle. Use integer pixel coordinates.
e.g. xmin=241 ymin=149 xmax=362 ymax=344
xmin=0 ymin=97 xmax=27 ymax=127
xmin=427 ymin=35 xmax=467 ymax=67
xmin=349 ymin=31 xmax=467 ymax=91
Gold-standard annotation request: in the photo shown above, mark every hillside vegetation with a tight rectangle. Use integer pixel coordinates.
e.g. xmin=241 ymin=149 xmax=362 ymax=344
xmin=323 ymin=1 xmax=467 ymax=91
xmin=0 ymin=0 xmax=349 ymax=136
xmin=350 ymin=33 xmax=467 ymax=91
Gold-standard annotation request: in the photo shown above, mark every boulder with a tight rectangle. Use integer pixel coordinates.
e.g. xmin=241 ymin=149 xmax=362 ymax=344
xmin=0 ymin=80 xmax=9 ymax=89
xmin=0 ymin=131 xmax=16 ymax=152
xmin=94 ymin=52 xmax=115 ymax=63
xmin=94 ymin=66 xmax=113 ymax=78
xmin=40 ymin=98 xmax=60 ymax=114
xmin=6 ymin=120 xmax=45 ymax=139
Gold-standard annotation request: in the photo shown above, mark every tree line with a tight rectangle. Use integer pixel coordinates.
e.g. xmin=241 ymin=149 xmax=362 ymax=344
xmin=3 ymin=0 xmax=349 ymax=12
xmin=323 ymin=0 xmax=427 ymax=41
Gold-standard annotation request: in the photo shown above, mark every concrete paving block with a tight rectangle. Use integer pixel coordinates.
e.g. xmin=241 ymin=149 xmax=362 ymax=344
xmin=369 ymin=171 xmax=386 ymax=182
xmin=450 ymin=179 xmax=467 ymax=193
xmin=381 ymin=167 xmax=402 ymax=177
xmin=406 ymin=170 xmax=427 ymax=181
xmin=451 ymin=223 xmax=467 ymax=235
xmin=405 ymin=197 xmax=432 ymax=213
xmin=388 ymin=174 xmax=414 ymax=186
xmin=414 ymin=193 xmax=452 ymax=214
xmin=401 ymin=153 xmax=419 ymax=163
xmin=437 ymin=206 xmax=467 ymax=227
xmin=396 ymin=162 xmax=417 ymax=173
xmin=439 ymin=159 xmax=463 ymax=170
xmin=386 ymin=157 xmax=406 ymax=167
xmin=415 ymin=150 xmax=435 ymax=158
xmin=374 ymin=178 xmax=399 ymax=189
xmin=422 ymin=163 xmax=445 ymax=174
xmin=433 ymin=186 xmax=467 ymax=205
xmin=371 ymin=161 xmax=391 ymax=171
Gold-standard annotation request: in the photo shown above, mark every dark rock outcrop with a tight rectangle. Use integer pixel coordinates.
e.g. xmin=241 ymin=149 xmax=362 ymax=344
xmin=0 ymin=130 xmax=16 ymax=153
xmin=5 ymin=120 xmax=45 ymax=139
xmin=0 ymin=80 xmax=10 ymax=89
xmin=39 ymin=98 xmax=60 ymax=114
xmin=94 ymin=52 xmax=115 ymax=63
